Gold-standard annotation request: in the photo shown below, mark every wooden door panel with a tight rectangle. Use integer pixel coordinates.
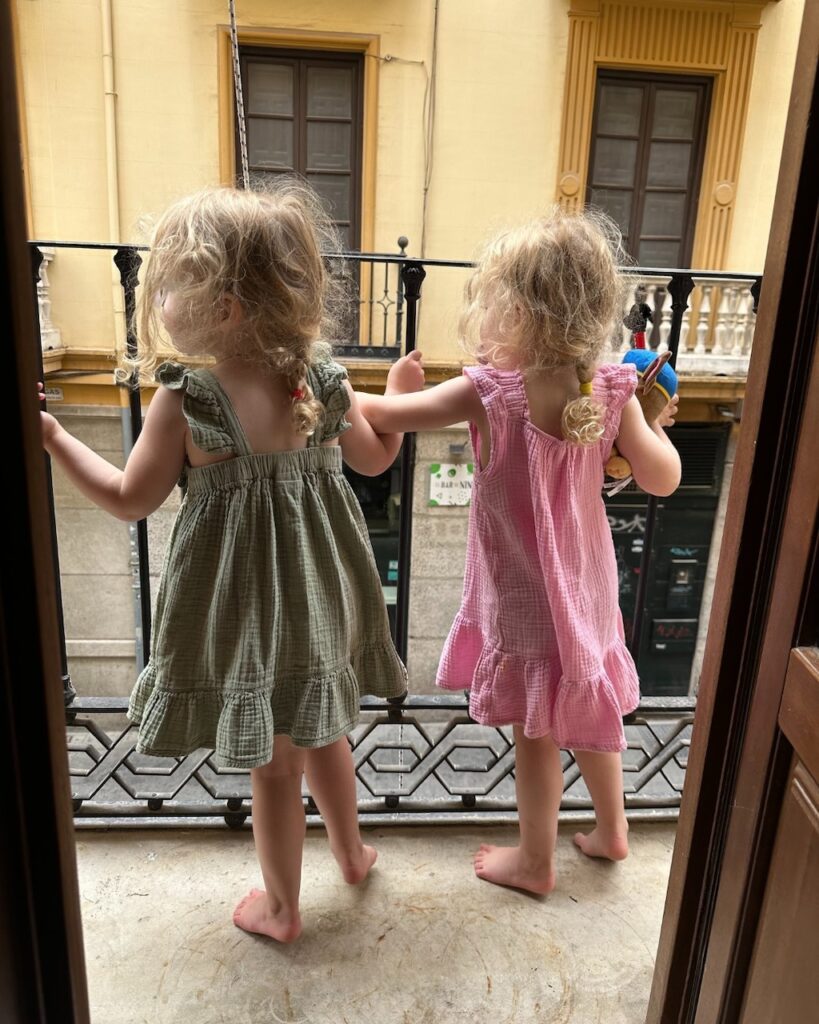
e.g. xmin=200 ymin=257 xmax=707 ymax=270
xmin=778 ymin=648 xmax=819 ymax=783
xmin=739 ymin=760 xmax=819 ymax=1023
xmin=739 ymin=648 xmax=819 ymax=1023
xmin=586 ymin=70 xmax=710 ymax=266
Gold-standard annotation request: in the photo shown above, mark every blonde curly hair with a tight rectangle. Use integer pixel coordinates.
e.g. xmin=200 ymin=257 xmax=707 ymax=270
xmin=459 ymin=207 xmax=628 ymax=445
xmin=124 ymin=180 xmax=349 ymax=435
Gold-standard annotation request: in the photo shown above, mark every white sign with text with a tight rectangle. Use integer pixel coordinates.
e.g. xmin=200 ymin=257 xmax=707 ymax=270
xmin=428 ymin=462 xmax=474 ymax=506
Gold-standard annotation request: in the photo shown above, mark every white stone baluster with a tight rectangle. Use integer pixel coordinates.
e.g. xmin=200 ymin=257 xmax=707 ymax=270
xmin=679 ymin=283 xmax=695 ymax=354
xmin=656 ymin=286 xmax=672 ymax=352
xmin=619 ymin=283 xmax=630 ymax=352
xmin=714 ymin=285 xmax=738 ymax=356
xmin=731 ymin=287 xmax=745 ymax=356
xmin=744 ymin=288 xmax=757 ymax=355
xmin=643 ymin=281 xmax=660 ymax=349
xmin=733 ymin=285 xmax=752 ymax=356
xmin=37 ymin=246 xmax=62 ymax=351
xmin=696 ymin=285 xmax=712 ymax=354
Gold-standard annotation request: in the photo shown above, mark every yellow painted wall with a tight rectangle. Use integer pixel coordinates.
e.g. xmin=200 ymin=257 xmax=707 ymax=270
xmin=16 ymin=0 xmax=804 ymax=361
xmin=728 ymin=0 xmax=805 ymax=272
xmin=415 ymin=1 xmax=571 ymax=352
xmin=17 ymin=0 xmax=115 ymax=351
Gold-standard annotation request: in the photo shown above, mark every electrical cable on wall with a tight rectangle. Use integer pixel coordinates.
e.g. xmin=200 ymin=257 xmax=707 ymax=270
xmin=228 ymin=0 xmax=250 ymax=189
xmin=420 ymin=0 xmax=440 ymax=259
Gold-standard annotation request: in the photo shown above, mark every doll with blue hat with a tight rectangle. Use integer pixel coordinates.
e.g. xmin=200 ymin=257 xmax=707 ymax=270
xmin=605 ymin=348 xmax=678 ymax=484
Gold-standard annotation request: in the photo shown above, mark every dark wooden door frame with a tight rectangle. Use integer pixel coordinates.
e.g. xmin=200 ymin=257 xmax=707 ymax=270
xmin=2 ymin=1 xmax=816 ymax=1021
xmin=647 ymin=0 xmax=819 ymax=1021
xmin=0 ymin=2 xmax=90 ymax=1021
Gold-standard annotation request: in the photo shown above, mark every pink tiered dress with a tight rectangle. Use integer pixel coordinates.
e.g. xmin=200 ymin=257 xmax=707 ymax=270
xmin=436 ymin=363 xmax=640 ymax=752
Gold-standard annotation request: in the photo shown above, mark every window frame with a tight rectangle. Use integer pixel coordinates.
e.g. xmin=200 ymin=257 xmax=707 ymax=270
xmin=235 ymin=46 xmax=365 ymax=251
xmin=586 ymin=69 xmax=713 ymax=268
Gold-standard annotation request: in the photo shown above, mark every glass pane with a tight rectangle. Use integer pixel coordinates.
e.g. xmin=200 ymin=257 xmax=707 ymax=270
xmin=597 ymin=84 xmax=643 ymax=135
xmin=590 ymin=188 xmax=633 ymax=235
xmin=638 ymin=239 xmax=682 ymax=267
xmin=641 ymin=192 xmax=687 ymax=237
xmin=646 ymin=141 xmax=691 ymax=187
xmin=307 ymin=67 xmax=353 ymax=118
xmin=246 ymin=63 xmax=293 ymax=116
xmin=307 ymin=122 xmax=352 ymax=170
xmin=653 ymin=89 xmax=698 ymax=139
xmin=247 ymin=117 xmax=294 ymax=169
xmin=308 ymin=173 xmax=351 ymax=221
xmin=591 ymin=137 xmax=638 ymax=187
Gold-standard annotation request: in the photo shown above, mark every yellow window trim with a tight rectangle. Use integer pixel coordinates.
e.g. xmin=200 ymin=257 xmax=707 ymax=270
xmin=555 ymin=0 xmax=772 ymax=270
xmin=216 ymin=26 xmax=379 ymax=255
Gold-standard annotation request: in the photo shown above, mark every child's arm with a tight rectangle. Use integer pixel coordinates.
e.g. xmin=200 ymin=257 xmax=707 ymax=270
xmin=356 ymin=375 xmax=483 ymax=435
xmin=614 ymin=395 xmax=681 ymax=497
xmin=40 ymin=385 xmax=187 ymax=521
xmin=338 ymin=352 xmax=425 ymax=475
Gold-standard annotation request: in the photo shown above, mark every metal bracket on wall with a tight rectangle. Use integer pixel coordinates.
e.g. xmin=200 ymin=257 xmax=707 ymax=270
xmin=717 ymin=401 xmax=743 ymax=422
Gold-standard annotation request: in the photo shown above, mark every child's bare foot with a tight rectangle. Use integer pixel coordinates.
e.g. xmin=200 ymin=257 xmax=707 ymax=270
xmin=232 ymin=889 xmax=302 ymax=942
xmin=573 ymin=827 xmax=629 ymax=861
xmin=332 ymin=842 xmax=378 ymax=884
xmin=473 ymin=844 xmax=556 ymax=895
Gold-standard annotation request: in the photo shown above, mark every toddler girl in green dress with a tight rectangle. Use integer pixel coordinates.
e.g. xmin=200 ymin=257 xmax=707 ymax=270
xmin=40 ymin=183 xmax=420 ymax=942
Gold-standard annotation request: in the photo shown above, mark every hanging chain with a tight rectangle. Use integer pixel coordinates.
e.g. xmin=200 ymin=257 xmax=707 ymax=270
xmin=228 ymin=0 xmax=250 ymax=189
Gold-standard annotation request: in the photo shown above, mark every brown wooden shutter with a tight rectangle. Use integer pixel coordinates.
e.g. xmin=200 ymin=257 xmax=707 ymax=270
xmin=238 ymin=48 xmax=363 ymax=250
xmin=587 ymin=71 xmax=711 ymax=267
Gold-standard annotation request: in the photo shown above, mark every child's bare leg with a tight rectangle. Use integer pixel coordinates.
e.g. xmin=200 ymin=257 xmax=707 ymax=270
xmin=233 ymin=737 xmax=306 ymax=942
xmin=304 ymin=737 xmax=377 ymax=884
xmin=572 ymin=749 xmax=629 ymax=861
xmin=473 ymin=727 xmax=562 ymax=894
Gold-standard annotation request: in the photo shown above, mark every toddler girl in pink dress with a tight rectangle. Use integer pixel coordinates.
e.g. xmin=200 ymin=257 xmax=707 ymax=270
xmin=361 ymin=208 xmax=680 ymax=894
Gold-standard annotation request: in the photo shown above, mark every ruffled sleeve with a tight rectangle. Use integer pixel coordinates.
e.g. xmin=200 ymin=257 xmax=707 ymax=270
xmin=463 ymin=366 xmax=524 ymax=476
xmin=155 ymin=362 xmax=236 ymax=455
xmin=594 ymin=362 xmax=638 ymax=462
xmin=307 ymin=354 xmax=352 ymax=444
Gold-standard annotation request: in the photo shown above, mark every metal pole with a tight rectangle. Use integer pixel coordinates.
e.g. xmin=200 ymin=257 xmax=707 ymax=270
xmin=113 ymin=247 xmax=151 ymax=665
xmin=628 ymin=273 xmax=694 ymax=658
xmin=31 ymin=243 xmax=76 ymax=705
xmin=394 ymin=260 xmax=426 ymax=666
xmin=394 ymin=237 xmax=408 ymax=346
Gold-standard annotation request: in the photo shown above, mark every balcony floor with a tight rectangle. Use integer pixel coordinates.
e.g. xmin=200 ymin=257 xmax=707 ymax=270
xmin=77 ymin=822 xmax=675 ymax=1023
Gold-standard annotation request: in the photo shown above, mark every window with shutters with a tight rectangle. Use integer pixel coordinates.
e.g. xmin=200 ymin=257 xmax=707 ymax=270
xmin=586 ymin=71 xmax=711 ymax=268
xmin=237 ymin=48 xmax=364 ymax=251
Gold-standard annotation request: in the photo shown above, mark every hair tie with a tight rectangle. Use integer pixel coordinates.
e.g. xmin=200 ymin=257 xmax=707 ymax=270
xmin=290 ymin=388 xmax=305 ymax=401
xmin=579 ymin=381 xmax=593 ymax=396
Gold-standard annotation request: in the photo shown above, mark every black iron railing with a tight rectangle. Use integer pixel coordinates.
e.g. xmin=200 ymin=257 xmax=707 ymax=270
xmin=32 ymin=238 xmax=760 ymax=825
xmin=67 ymin=694 xmax=695 ymax=828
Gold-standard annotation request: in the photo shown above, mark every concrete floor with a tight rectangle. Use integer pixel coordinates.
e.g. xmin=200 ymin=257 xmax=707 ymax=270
xmin=77 ymin=822 xmax=675 ymax=1024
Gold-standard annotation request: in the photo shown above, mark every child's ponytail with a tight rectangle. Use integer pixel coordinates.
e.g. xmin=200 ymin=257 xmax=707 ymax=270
xmin=277 ymin=349 xmax=324 ymax=437
xmin=561 ymin=361 xmax=605 ymax=446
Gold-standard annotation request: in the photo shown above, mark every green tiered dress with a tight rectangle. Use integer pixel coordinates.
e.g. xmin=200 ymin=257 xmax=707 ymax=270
xmin=128 ymin=355 xmax=407 ymax=768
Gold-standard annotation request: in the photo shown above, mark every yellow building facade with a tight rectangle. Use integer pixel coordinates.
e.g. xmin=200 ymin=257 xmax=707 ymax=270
xmin=15 ymin=0 xmax=804 ymax=382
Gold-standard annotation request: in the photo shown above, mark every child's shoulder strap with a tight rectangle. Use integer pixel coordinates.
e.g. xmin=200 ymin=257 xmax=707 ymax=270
xmin=594 ymin=362 xmax=639 ymax=459
xmin=463 ymin=366 xmax=527 ymax=420
xmin=306 ymin=350 xmax=352 ymax=445
xmin=155 ymin=361 xmax=238 ymax=455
